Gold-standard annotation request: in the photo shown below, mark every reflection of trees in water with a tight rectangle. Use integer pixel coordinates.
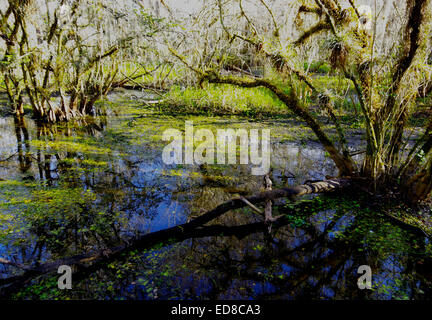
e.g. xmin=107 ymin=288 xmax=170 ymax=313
xmin=2 ymin=115 xmax=134 ymax=267
xmin=2 ymin=186 xmax=432 ymax=299
xmin=129 ymin=200 xmax=432 ymax=300
xmin=4 ymin=113 xmax=224 ymax=274
xmin=3 ymin=115 xmax=432 ymax=299
xmin=13 ymin=115 xmax=31 ymax=174
xmin=174 ymin=210 xmax=357 ymax=299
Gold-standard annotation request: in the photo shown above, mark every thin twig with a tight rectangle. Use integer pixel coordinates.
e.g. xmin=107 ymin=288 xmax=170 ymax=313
xmin=240 ymin=196 xmax=263 ymax=214
xmin=0 ymin=152 xmax=18 ymax=162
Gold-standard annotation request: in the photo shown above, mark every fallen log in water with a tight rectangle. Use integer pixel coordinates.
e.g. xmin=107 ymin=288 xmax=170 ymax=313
xmin=0 ymin=178 xmax=352 ymax=295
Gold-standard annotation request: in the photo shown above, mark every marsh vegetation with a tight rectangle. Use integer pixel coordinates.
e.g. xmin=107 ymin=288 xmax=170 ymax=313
xmin=0 ymin=0 xmax=432 ymax=300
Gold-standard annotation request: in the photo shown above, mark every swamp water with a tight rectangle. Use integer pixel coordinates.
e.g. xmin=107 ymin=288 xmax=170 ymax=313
xmin=0 ymin=91 xmax=431 ymax=299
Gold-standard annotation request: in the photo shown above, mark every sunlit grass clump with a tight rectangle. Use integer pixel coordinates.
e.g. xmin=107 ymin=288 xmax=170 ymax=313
xmin=160 ymin=84 xmax=292 ymax=118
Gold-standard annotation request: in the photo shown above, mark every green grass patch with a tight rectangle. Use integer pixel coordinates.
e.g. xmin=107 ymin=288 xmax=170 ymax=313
xmin=159 ymin=83 xmax=293 ymax=118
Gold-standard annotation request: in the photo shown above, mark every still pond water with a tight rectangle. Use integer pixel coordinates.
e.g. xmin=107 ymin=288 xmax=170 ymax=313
xmin=0 ymin=91 xmax=431 ymax=299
